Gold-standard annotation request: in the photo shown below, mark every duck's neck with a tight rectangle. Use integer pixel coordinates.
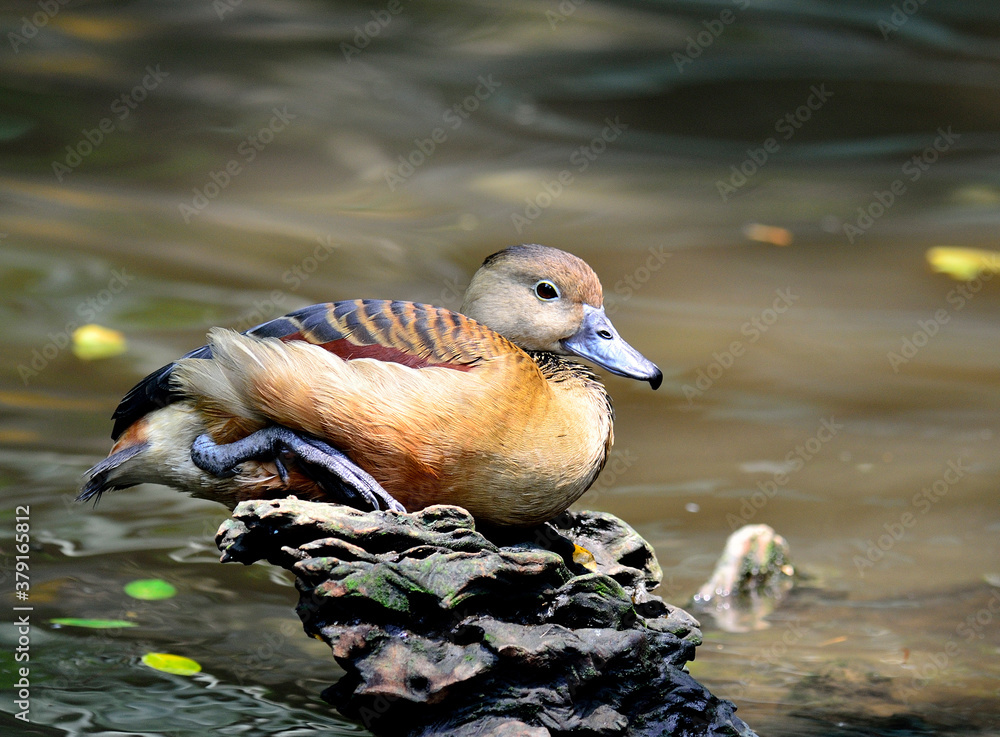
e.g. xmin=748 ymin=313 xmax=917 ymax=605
xmin=526 ymin=350 xmax=614 ymax=418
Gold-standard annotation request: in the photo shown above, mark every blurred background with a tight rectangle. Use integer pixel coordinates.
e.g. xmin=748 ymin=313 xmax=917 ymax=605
xmin=2 ymin=0 xmax=1000 ymax=735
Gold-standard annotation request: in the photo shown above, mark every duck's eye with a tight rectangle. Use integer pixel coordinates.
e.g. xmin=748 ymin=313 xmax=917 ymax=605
xmin=534 ymin=280 xmax=560 ymax=301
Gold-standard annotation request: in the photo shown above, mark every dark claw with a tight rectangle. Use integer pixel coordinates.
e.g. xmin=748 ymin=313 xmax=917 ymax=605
xmin=273 ymin=454 xmax=289 ymax=484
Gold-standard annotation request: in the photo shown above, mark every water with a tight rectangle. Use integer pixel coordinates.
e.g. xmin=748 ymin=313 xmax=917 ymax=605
xmin=2 ymin=1 xmax=999 ymax=734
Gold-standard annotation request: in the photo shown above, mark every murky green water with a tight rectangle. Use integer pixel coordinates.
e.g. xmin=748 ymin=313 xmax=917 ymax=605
xmin=2 ymin=1 xmax=1000 ymax=735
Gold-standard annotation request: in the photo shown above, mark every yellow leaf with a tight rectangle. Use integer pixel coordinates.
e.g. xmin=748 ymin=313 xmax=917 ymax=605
xmin=926 ymin=247 xmax=1000 ymax=281
xmin=53 ymin=16 xmax=144 ymax=42
xmin=141 ymin=652 xmax=201 ymax=676
xmin=72 ymin=324 xmax=127 ymax=360
xmin=743 ymin=223 xmax=793 ymax=247
xmin=572 ymin=544 xmax=598 ymax=571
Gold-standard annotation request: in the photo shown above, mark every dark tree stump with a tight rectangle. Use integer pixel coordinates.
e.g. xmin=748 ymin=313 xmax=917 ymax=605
xmin=217 ymin=499 xmax=758 ymax=737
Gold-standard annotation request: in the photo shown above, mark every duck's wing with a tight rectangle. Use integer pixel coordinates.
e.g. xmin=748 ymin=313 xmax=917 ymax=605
xmin=111 ymin=299 xmax=513 ymax=440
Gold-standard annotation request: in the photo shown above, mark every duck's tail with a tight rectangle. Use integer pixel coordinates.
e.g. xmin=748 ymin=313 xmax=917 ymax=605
xmin=78 ymin=441 xmax=150 ymax=504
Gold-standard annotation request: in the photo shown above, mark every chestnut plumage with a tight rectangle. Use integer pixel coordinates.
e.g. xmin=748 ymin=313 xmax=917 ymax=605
xmin=81 ymin=244 xmax=662 ymax=527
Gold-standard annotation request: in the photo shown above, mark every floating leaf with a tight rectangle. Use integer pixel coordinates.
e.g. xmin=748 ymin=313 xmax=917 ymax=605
xmin=141 ymin=652 xmax=201 ymax=676
xmin=818 ymin=635 xmax=848 ymax=647
xmin=124 ymin=579 xmax=177 ymax=600
xmin=743 ymin=223 xmax=793 ymax=247
xmin=926 ymin=247 xmax=1000 ymax=281
xmin=51 ymin=618 xmax=136 ymax=629
xmin=72 ymin=324 xmax=127 ymax=360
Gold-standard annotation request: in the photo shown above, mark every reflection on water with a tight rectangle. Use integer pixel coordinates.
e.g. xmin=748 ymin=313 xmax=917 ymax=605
xmin=2 ymin=1 xmax=1000 ymax=735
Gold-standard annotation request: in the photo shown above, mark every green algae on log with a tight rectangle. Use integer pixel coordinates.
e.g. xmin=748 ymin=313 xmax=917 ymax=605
xmin=217 ymin=499 xmax=758 ymax=737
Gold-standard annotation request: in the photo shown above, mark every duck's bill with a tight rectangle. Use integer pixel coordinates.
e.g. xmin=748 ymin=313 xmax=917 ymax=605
xmin=561 ymin=305 xmax=663 ymax=390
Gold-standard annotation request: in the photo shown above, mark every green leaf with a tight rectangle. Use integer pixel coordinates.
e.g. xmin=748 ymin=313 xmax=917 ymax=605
xmin=51 ymin=618 xmax=136 ymax=629
xmin=124 ymin=579 xmax=177 ymax=600
xmin=141 ymin=652 xmax=202 ymax=676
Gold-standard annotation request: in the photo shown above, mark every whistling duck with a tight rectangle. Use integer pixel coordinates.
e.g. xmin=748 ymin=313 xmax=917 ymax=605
xmin=80 ymin=244 xmax=661 ymax=527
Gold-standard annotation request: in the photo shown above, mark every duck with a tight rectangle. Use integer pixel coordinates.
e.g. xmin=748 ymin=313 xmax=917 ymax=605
xmin=79 ymin=244 xmax=662 ymax=527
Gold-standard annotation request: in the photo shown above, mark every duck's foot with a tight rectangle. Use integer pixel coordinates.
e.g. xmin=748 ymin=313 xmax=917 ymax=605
xmin=191 ymin=427 xmax=405 ymax=513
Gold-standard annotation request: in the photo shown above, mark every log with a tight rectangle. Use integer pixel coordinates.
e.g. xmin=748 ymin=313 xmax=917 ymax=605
xmin=216 ymin=499 xmax=758 ymax=737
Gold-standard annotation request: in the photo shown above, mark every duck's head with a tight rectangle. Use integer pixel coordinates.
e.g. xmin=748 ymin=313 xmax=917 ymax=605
xmin=461 ymin=244 xmax=662 ymax=389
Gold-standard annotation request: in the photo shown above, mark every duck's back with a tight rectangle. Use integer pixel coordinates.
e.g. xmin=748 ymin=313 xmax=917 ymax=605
xmin=112 ymin=300 xmax=504 ymax=439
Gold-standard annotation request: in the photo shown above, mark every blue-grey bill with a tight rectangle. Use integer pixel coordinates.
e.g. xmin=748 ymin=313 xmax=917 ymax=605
xmin=561 ymin=305 xmax=662 ymax=390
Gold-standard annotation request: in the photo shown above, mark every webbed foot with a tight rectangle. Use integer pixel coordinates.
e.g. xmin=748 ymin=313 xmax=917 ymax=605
xmin=191 ymin=427 xmax=405 ymax=513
